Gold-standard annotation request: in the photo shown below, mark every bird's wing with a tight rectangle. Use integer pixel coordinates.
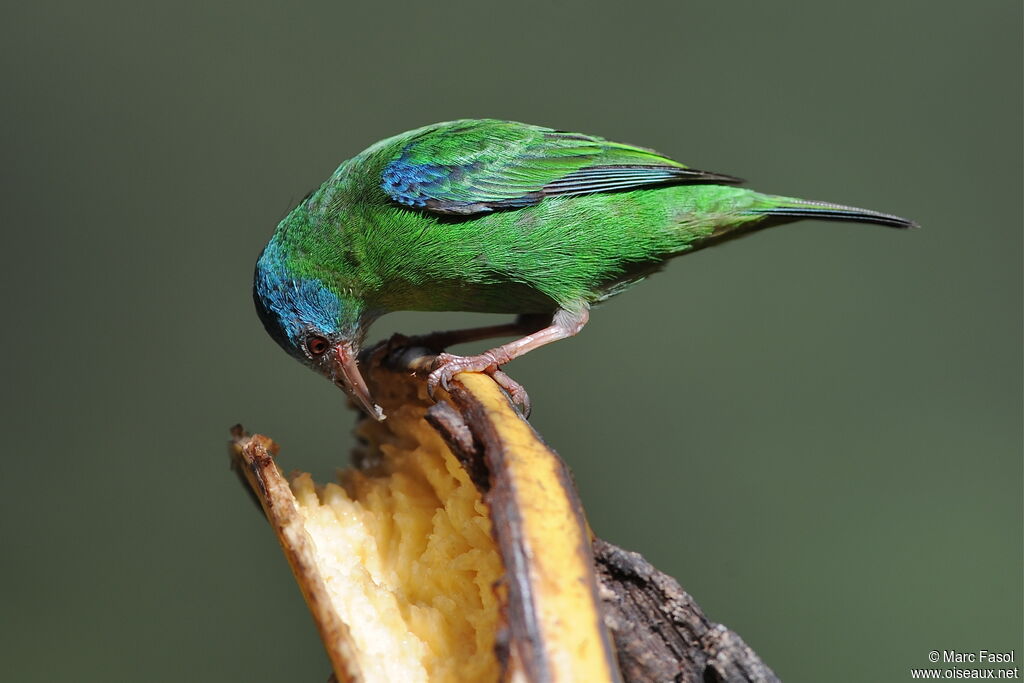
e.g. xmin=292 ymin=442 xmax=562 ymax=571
xmin=379 ymin=119 xmax=741 ymax=216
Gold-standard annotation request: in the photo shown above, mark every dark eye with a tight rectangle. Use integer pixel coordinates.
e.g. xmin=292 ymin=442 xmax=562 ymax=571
xmin=306 ymin=335 xmax=329 ymax=357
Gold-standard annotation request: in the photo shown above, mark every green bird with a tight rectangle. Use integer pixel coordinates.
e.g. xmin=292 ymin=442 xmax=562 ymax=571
xmin=254 ymin=119 xmax=914 ymax=420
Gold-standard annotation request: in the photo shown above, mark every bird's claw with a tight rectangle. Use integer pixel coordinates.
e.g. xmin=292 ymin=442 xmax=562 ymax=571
xmin=426 ymin=353 xmax=453 ymax=396
xmin=490 ymin=368 xmax=531 ymax=417
xmin=427 ymin=353 xmax=532 ymax=417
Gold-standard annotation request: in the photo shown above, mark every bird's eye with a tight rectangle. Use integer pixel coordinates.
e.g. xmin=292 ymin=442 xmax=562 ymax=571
xmin=306 ymin=335 xmax=329 ymax=357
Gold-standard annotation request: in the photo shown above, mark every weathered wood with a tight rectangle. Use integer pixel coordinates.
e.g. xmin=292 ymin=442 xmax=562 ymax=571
xmin=594 ymin=539 xmax=779 ymax=683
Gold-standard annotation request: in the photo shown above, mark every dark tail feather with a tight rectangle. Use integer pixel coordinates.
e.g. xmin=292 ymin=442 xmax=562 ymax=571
xmin=751 ymin=198 xmax=918 ymax=229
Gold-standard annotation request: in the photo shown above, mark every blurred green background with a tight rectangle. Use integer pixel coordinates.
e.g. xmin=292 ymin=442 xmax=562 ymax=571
xmin=2 ymin=2 xmax=1020 ymax=681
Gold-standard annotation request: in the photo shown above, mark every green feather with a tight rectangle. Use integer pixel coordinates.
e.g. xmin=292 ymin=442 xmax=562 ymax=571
xmin=260 ymin=118 xmax=914 ymax=337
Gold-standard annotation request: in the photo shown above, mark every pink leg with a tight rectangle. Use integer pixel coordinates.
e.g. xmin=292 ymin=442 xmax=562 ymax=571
xmin=386 ymin=314 xmax=549 ymax=353
xmin=427 ymin=305 xmax=590 ymax=415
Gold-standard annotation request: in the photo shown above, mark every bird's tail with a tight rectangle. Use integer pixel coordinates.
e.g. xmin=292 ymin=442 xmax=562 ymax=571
xmin=749 ymin=195 xmax=918 ymax=229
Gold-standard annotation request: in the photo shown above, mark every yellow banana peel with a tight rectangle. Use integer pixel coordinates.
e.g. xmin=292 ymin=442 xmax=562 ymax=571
xmin=230 ymin=351 xmax=620 ymax=682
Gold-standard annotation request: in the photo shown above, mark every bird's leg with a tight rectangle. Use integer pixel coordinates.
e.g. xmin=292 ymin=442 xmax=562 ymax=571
xmin=428 ymin=305 xmax=590 ymax=415
xmin=385 ymin=314 xmax=549 ymax=354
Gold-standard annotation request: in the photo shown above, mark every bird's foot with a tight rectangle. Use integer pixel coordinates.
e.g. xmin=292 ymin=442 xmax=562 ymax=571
xmin=428 ymin=352 xmax=531 ymax=417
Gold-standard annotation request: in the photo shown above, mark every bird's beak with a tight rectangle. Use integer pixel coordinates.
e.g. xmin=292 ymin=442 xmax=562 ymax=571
xmin=332 ymin=341 xmax=385 ymax=421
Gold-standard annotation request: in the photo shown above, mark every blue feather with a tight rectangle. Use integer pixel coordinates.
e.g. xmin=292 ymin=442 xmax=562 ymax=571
xmin=253 ymin=239 xmax=343 ymax=359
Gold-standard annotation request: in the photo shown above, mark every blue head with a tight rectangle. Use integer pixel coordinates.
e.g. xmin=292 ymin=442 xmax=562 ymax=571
xmin=253 ymin=239 xmax=383 ymax=420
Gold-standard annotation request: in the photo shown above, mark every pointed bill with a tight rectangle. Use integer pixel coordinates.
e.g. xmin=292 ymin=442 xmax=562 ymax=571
xmin=332 ymin=342 xmax=385 ymax=421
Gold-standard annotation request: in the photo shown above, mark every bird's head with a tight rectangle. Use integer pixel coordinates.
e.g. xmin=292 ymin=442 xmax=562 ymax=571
xmin=253 ymin=241 xmax=384 ymax=421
